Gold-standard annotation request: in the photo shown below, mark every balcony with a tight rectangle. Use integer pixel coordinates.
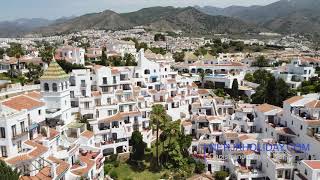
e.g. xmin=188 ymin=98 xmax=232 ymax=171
xmin=12 ymin=130 xmax=28 ymax=141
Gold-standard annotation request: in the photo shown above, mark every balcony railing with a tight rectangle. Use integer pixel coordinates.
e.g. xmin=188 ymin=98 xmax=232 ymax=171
xmin=12 ymin=130 xmax=28 ymax=140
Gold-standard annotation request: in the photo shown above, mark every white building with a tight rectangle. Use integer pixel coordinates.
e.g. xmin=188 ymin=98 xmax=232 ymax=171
xmin=273 ymin=59 xmax=318 ymax=88
xmin=55 ymin=46 xmax=85 ymax=65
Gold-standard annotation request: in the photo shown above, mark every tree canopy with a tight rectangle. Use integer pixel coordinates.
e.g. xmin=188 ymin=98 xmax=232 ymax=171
xmin=252 ymin=55 xmax=269 ymax=67
xmin=39 ymin=45 xmax=55 ymax=63
xmin=154 ymin=34 xmax=166 ymax=41
xmin=6 ymin=43 xmax=25 ymax=58
xmin=231 ymin=79 xmax=239 ymax=99
xmin=173 ymin=52 xmax=185 ymax=62
xmin=130 ymin=131 xmax=146 ymax=161
xmin=0 ymin=160 xmax=20 ymax=180
xmin=251 ymin=73 xmax=295 ymax=106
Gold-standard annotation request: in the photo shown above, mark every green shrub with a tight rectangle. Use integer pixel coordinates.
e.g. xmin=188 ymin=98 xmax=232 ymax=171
xmin=108 ymin=154 xmax=118 ymax=162
xmin=214 ymin=171 xmax=229 ymax=180
xmin=110 ymin=170 xmax=118 ymax=179
xmin=194 ymin=161 xmax=205 ymax=174
xmin=104 ymin=163 xmax=113 ymax=174
xmin=113 ymin=160 xmax=120 ymax=167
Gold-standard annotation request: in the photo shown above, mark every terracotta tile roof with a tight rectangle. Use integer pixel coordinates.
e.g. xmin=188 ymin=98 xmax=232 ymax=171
xmin=167 ymin=97 xmax=173 ymax=103
xmin=93 ymin=64 xmax=104 ymax=70
xmin=111 ymin=68 xmax=120 ymax=74
xmin=25 ymin=91 xmax=42 ymax=99
xmin=81 ymin=130 xmax=94 ymax=139
xmin=47 ymin=156 xmax=70 ymax=177
xmin=256 ymin=103 xmax=281 ymax=113
xmin=207 ymin=116 xmax=223 ymax=122
xmin=224 ymin=132 xmax=238 ymax=139
xmin=198 ymin=89 xmax=209 ymax=95
xmin=21 ymin=156 xmax=69 ymax=180
xmin=6 ymin=140 xmax=48 ymax=165
xmin=48 ymin=128 xmax=59 ymax=140
xmin=166 ymin=79 xmax=176 ymax=83
xmin=20 ymin=166 xmax=52 ymax=180
xmin=99 ymin=111 xmax=140 ymax=123
xmin=301 ymin=57 xmax=320 ymax=63
xmin=148 ymin=89 xmax=157 ymax=94
xmin=181 ymin=120 xmax=192 ymax=126
xmin=25 ymin=140 xmax=48 ymax=158
xmin=91 ymin=91 xmax=101 ymax=97
xmin=191 ymin=82 xmax=198 ymax=88
xmin=121 ymin=111 xmax=141 ymax=116
xmin=305 ymin=120 xmax=320 ymax=126
xmin=275 ymin=127 xmax=296 ymax=136
xmin=71 ymin=156 xmax=95 ymax=177
xmin=305 ymin=100 xmax=320 ymax=108
xmin=2 ymin=95 xmax=45 ymax=111
xmin=197 ymin=127 xmax=210 ymax=133
xmin=238 ymin=134 xmax=250 ymax=141
xmin=304 ymin=160 xmax=320 ymax=169
xmin=284 ymin=96 xmax=303 ymax=105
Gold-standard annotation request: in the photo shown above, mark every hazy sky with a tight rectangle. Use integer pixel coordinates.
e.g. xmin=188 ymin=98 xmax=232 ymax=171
xmin=0 ymin=0 xmax=279 ymax=21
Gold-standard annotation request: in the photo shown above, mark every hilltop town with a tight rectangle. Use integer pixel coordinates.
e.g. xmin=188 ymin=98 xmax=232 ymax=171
xmin=0 ymin=16 xmax=319 ymax=180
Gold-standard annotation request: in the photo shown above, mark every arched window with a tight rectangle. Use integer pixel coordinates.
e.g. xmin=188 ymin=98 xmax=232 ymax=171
xmin=61 ymin=83 xmax=64 ymax=91
xmin=44 ymin=83 xmax=49 ymax=92
xmin=52 ymin=83 xmax=58 ymax=92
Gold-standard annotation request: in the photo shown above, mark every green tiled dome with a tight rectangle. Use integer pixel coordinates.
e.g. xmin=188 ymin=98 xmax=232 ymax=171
xmin=40 ymin=60 xmax=69 ymax=80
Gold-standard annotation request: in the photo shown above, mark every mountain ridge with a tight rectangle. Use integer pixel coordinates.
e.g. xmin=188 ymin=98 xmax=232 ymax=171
xmin=34 ymin=6 xmax=259 ymax=36
xmin=196 ymin=0 xmax=320 ymax=34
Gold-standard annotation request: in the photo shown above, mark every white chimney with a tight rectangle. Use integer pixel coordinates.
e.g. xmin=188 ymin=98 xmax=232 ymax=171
xmin=46 ymin=126 xmax=50 ymax=138
xmin=50 ymin=163 xmax=57 ymax=178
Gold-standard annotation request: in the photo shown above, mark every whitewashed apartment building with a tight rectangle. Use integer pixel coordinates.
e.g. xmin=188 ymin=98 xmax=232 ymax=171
xmin=187 ymin=93 xmax=320 ymax=180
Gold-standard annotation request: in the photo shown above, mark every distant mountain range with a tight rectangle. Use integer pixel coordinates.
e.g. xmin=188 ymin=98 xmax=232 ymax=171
xmin=0 ymin=17 xmax=74 ymax=37
xmin=0 ymin=0 xmax=319 ymax=37
xmin=34 ymin=7 xmax=258 ymax=36
xmin=196 ymin=0 xmax=320 ymax=34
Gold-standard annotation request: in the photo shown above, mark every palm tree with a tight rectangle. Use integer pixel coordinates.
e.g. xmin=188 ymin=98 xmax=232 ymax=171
xmin=40 ymin=46 xmax=55 ymax=64
xmin=199 ymin=70 xmax=207 ymax=88
xmin=150 ymin=104 xmax=167 ymax=168
xmin=0 ymin=160 xmax=20 ymax=180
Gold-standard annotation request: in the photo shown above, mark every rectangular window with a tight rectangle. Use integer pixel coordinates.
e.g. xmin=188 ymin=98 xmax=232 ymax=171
xmin=17 ymin=141 xmax=22 ymax=153
xmin=0 ymin=128 xmax=5 ymax=138
xmin=108 ymin=110 xmax=112 ymax=116
xmin=20 ymin=121 xmax=25 ymax=133
xmin=1 ymin=146 xmax=7 ymax=157
xmin=113 ymin=76 xmax=117 ymax=84
xmin=81 ymin=90 xmax=86 ymax=97
xmin=84 ymin=102 xmax=90 ymax=109
xmin=103 ymin=77 xmax=107 ymax=84
xmin=119 ymin=106 xmax=124 ymax=112
xmin=12 ymin=125 xmax=16 ymax=137
xmin=81 ymin=80 xmax=86 ymax=87
xmin=38 ymin=110 xmax=41 ymax=115
xmin=96 ymin=110 xmax=99 ymax=118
